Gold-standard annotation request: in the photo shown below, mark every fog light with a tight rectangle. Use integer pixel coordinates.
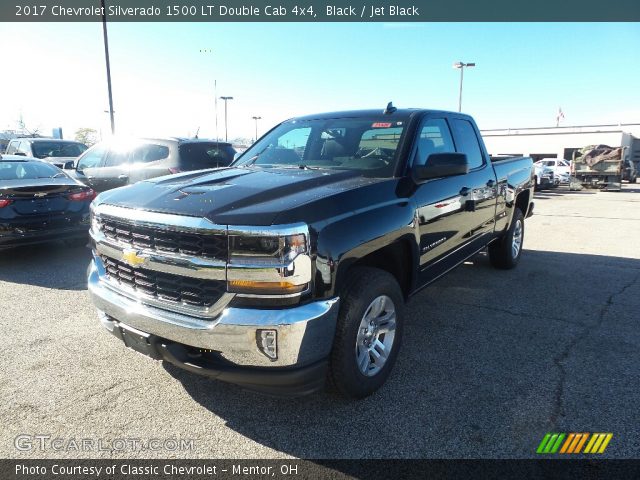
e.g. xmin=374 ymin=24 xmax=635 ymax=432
xmin=257 ymin=329 xmax=277 ymax=360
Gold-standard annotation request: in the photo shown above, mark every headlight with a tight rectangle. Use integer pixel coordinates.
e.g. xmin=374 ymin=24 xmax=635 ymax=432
xmin=227 ymin=226 xmax=312 ymax=296
xmin=90 ymin=205 xmax=101 ymax=234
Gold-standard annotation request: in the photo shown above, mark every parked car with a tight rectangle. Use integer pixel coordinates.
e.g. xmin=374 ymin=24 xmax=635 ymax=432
xmin=87 ymin=107 xmax=534 ymax=398
xmin=72 ymin=137 xmax=236 ymax=192
xmin=0 ymin=154 xmax=95 ymax=250
xmin=535 ymin=158 xmax=571 ymax=184
xmin=533 ymin=163 xmax=557 ymax=190
xmin=5 ymin=138 xmax=88 ymax=169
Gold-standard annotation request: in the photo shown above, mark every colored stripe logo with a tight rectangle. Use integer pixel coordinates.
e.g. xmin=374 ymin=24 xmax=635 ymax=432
xmin=537 ymin=433 xmax=612 ymax=454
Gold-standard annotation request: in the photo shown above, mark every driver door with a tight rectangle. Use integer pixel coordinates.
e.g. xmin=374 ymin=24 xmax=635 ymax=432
xmin=75 ymin=145 xmax=107 ymax=190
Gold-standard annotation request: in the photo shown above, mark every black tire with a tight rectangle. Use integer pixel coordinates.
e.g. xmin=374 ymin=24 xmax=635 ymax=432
xmin=489 ymin=208 xmax=525 ymax=270
xmin=533 ymin=176 xmax=539 ymax=191
xmin=328 ymin=267 xmax=404 ymax=399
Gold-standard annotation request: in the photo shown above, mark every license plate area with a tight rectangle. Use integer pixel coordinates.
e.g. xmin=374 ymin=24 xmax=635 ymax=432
xmin=118 ymin=323 xmax=161 ymax=360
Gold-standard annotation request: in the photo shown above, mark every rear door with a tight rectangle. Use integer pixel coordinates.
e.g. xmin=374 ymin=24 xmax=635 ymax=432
xmin=128 ymin=143 xmax=172 ymax=182
xmin=449 ymin=118 xmax=497 ymax=243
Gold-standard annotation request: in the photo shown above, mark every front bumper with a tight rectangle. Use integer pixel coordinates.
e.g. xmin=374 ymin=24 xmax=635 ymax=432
xmin=88 ymin=257 xmax=340 ymax=393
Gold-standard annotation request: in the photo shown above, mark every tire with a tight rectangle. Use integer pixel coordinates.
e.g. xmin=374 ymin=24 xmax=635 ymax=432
xmin=533 ymin=176 xmax=539 ymax=191
xmin=489 ymin=208 xmax=525 ymax=270
xmin=328 ymin=267 xmax=404 ymax=399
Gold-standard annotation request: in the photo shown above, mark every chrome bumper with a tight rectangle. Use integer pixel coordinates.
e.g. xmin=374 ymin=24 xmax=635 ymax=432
xmin=88 ymin=257 xmax=339 ymax=368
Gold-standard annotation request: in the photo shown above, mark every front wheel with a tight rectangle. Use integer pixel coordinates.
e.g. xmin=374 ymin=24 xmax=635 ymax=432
xmin=328 ymin=267 xmax=404 ymax=398
xmin=489 ymin=208 xmax=525 ymax=269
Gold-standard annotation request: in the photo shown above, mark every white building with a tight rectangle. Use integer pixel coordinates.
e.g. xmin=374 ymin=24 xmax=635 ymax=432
xmin=481 ymin=123 xmax=640 ymax=164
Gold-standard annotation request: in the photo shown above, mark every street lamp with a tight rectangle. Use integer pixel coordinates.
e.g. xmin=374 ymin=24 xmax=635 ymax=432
xmin=252 ymin=116 xmax=262 ymax=142
xmin=220 ymin=96 xmax=233 ymax=142
xmin=453 ymin=61 xmax=475 ymax=112
xmin=101 ymin=0 xmax=115 ymax=135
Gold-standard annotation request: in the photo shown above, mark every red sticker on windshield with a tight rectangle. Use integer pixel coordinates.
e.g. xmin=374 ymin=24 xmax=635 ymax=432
xmin=372 ymin=122 xmax=392 ymax=128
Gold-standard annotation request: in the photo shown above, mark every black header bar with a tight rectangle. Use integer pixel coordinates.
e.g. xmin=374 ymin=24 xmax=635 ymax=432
xmin=4 ymin=0 xmax=640 ymax=22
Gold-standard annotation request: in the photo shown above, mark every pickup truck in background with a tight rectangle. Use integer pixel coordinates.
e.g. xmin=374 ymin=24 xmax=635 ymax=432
xmin=87 ymin=106 xmax=534 ymax=398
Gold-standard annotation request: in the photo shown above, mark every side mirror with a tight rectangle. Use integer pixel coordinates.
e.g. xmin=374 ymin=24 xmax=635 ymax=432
xmin=412 ymin=153 xmax=469 ymax=181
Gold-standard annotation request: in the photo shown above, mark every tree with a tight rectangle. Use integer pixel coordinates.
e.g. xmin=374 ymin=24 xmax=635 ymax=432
xmin=75 ymin=128 xmax=98 ymax=146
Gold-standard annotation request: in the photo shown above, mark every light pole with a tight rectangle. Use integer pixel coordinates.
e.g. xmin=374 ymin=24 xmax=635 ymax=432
xmin=453 ymin=61 xmax=475 ymax=112
xmin=101 ymin=0 xmax=115 ymax=135
xmin=252 ymin=116 xmax=261 ymax=142
xmin=219 ymin=96 xmax=233 ymax=142
xmin=199 ymin=49 xmax=219 ymax=141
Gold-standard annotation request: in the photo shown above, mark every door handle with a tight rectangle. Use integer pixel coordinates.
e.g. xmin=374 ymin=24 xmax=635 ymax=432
xmin=118 ymin=174 xmax=129 ymax=180
xmin=486 ymin=180 xmax=495 ymax=187
xmin=459 ymin=187 xmax=470 ymax=196
xmin=86 ymin=175 xmax=95 ymax=180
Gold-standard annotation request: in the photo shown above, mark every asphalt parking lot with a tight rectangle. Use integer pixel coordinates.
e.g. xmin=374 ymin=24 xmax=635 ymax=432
xmin=2 ymin=185 xmax=639 ymax=459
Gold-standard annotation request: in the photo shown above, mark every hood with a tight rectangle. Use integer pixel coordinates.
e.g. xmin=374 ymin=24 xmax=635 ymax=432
xmin=96 ymin=167 xmax=384 ymax=225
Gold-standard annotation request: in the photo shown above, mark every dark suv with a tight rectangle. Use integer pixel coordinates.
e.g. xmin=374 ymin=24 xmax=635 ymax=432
xmin=5 ymin=138 xmax=88 ymax=168
xmin=72 ymin=138 xmax=236 ymax=192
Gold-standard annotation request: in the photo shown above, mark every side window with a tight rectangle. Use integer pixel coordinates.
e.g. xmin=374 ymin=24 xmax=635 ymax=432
xmin=451 ymin=119 xmax=485 ymax=170
xmin=131 ymin=144 xmax=169 ymax=163
xmin=414 ymin=118 xmax=455 ymax=167
xmin=77 ymin=146 xmax=107 ymax=170
xmin=105 ymin=149 xmax=130 ymax=167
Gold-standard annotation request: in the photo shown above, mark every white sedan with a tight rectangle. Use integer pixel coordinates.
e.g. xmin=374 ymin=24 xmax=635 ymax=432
xmin=535 ymin=158 xmax=571 ymax=184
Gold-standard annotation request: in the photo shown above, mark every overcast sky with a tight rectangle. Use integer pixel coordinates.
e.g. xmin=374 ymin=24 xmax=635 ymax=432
xmin=1 ymin=22 xmax=638 ymax=142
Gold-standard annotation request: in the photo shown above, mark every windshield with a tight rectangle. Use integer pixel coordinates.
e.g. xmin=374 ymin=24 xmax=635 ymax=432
xmin=31 ymin=142 xmax=88 ymax=158
xmin=234 ymin=116 xmax=408 ymax=177
xmin=0 ymin=161 xmax=66 ymax=180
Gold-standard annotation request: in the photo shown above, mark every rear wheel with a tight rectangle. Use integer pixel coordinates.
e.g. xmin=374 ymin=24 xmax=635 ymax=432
xmin=328 ymin=267 xmax=404 ymax=398
xmin=489 ymin=208 xmax=524 ymax=270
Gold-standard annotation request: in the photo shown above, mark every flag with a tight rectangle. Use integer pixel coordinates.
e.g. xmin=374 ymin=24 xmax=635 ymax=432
xmin=556 ymin=107 xmax=565 ymax=126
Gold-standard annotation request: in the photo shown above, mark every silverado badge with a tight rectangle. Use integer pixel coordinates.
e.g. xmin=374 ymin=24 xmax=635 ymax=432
xmin=121 ymin=249 xmax=147 ymax=268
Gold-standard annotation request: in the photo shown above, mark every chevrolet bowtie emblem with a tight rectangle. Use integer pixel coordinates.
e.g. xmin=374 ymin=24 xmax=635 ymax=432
xmin=121 ymin=249 xmax=147 ymax=267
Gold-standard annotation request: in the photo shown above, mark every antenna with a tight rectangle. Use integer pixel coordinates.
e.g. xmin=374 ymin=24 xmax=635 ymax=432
xmin=194 ymin=126 xmax=200 ymax=139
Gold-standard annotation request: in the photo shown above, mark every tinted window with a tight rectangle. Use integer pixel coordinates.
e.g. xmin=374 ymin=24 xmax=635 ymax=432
xmin=31 ymin=142 xmax=87 ymax=158
xmin=77 ymin=145 xmax=107 ymax=170
xmin=0 ymin=161 xmax=62 ymax=180
xmin=414 ymin=118 xmax=455 ymax=167
xmin=451 ymin=119 xmax=484 ymax=169
xmin=179 ymin=143 xmax=236 ymax=170
xmin=131 ymin=144 xmax=170 ymax=163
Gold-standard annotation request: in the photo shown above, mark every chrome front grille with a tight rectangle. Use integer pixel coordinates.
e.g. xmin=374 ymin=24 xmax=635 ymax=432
xmin=100 ymin=215 xmax=227 ymax=259
xmin=101 ymin=255 xmax=226 ymax=308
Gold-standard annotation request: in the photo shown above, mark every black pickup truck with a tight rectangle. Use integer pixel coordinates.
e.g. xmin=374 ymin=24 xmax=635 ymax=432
xmin=87 ymin=107 xmax=534 ymax=398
